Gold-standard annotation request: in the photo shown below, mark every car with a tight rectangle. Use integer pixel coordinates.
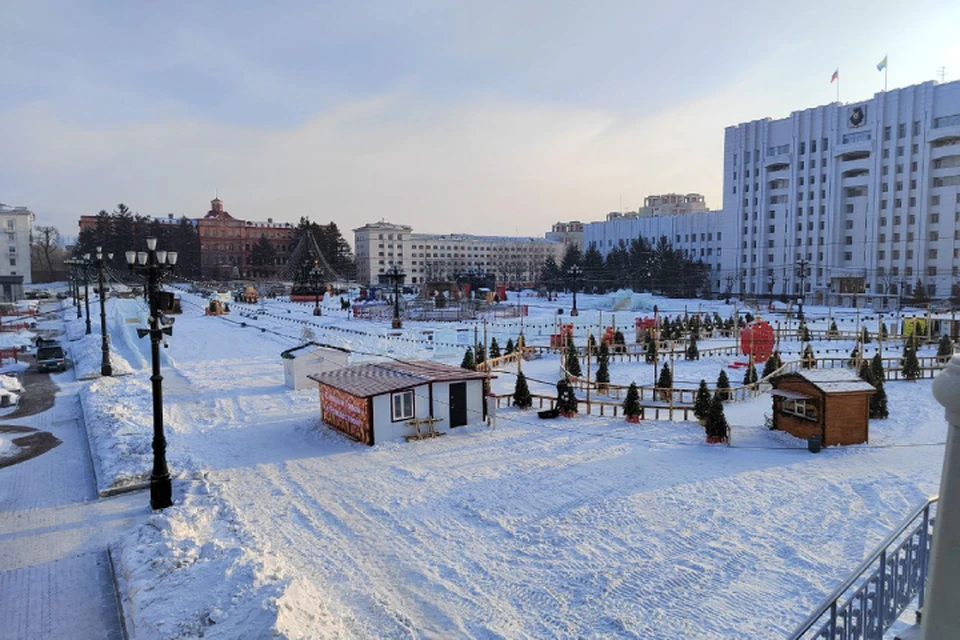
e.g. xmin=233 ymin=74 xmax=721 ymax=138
xmin=36 ymin=344 xmax=67 ymax=373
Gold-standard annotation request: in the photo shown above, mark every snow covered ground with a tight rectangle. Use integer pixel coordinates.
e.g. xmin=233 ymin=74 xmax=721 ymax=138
xmin=77 ymin=288 xmax=948 ymax=638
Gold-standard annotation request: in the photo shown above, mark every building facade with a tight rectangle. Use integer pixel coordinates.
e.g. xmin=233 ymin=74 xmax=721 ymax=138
xmin=585 ymin=78 xmax=960 ymax=306
xmin=354 ymin=221 xmax=564 ymax=287
xmin=0 ymin=203 xmax=35 ymax=294
xmin=545 ymin=221 xmax=584 ymax=248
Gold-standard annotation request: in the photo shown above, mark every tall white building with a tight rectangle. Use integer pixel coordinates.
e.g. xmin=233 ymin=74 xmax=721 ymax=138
xmin=0 ymin=203 xmax=35 ymax=299
xmin=586 ymin=78 xmax=960 ymax=307
xmin=354 ymin=221 xmax=564 ymax=287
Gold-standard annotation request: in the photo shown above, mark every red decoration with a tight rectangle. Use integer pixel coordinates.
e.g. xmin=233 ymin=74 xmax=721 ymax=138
xmin=739 ymin=320 xmax=776 ymax=363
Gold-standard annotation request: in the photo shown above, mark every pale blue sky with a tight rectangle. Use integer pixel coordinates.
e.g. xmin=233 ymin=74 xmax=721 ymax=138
xmin=2 ymin=0 xmax=960 ymax=237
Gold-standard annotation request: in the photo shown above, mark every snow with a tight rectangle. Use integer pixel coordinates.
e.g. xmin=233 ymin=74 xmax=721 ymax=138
xmin=0 ymin=434 xmax=19 ymax=460
xmin=69 ymin=289 xmax=948 ymax=638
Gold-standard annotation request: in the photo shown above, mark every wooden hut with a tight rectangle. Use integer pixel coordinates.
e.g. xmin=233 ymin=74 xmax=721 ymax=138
xmin=770 ymin=369 xmax=876 ymax=446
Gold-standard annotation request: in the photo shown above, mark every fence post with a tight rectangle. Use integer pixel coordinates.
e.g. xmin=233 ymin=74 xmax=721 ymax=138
xmin=927 ymin=355 xmax=960 ymax=637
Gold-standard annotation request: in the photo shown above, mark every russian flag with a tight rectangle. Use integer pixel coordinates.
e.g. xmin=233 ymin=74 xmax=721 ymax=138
xmin=830 ymin=69 xmax=839 ymax=83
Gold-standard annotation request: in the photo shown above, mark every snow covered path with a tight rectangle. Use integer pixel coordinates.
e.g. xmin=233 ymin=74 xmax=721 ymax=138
xmin=0 ymin=333 xmax=146 ymax=639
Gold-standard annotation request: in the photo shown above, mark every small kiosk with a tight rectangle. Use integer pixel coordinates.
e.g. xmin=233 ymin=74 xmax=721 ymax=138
xmin=770 ymin=369 xmax=876 ymax=447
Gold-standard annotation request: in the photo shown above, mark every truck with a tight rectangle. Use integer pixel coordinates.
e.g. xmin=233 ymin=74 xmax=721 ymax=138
xmin=36 ymin=344 xmax=67 ymax=373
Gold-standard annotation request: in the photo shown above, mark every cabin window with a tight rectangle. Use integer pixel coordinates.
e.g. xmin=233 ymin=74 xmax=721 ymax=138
xmin=782 ymin=398 xmax=817 ymax=421
xmin=391 ymin=390 xmax=414 ymax=421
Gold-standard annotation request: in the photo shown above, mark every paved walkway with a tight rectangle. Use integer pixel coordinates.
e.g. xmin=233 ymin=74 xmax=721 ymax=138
xmin=0 ymin=362 xmax=147 ymax=639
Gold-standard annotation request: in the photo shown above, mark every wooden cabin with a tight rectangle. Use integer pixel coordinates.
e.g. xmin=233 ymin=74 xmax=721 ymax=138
xmin=770 ymin=369 xmax=876 ymax=447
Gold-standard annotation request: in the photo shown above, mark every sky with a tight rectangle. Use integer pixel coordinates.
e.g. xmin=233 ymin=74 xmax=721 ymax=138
xmin=3 ymin=0 xmax=960 ymax=242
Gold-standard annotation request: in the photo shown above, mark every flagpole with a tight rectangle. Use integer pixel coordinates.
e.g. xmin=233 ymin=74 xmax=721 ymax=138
xmin=885 ymin=65 xmax=888 ymax=92
xmin=837 ymin=74 xmax=840 ymax=103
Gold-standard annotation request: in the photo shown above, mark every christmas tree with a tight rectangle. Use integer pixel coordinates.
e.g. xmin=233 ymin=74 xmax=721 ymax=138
xmin=871 ymin=378 xmax=889 ymax=419
xmin=658 ymin=362 xmax=673 ymax=390
xmin=505 ymin=338 xmax=515 ymax=355
xmin=686 ymin=334 xmax=699 ymax=360
xmin=513 ymin=371 xmax=532 ymax=409
xmin=871 ymin=352 xmax=885 ymax=384
xmin=556 ymin=379 xmax=578 ymax=416
xmin=489 ymin=337 xmax=501 ymax=359
xmin=902 ymin=334 xmax=920 ymax=381
xmin=828 ymin=319 xmax=839 ymax=338
xmin=861 ymin=327 xmax=871 ymax=345
xmin=802 ymin=344 xmax=817 ymax=369
xmin=848 ymin=345 xmax=861 ymax=368
xmin=716 ymin=369 xmax=731 ymax=401
xmin=461 ymin=347 xmax=476 ymax=371
xmin=937 ymin=334 xmax=953 ymax=363
xmin=645 ymin=336 xmax=658 ymax=364
xmin=879 ymin=322 xmax=888 ymax=339
xmin=475 ymin=343 xmax=486 ymax=364
xmin=623 ymin=382 xmax=641 ymax=420
xmin=596 ymin=342 xmax=610 ymax=385
xmin=587 ymin=333 xmax=597 ymax=355
xmin=762 ymin=351 xmax=782 ymax=378
xmin=743 ymin=361 xmax=758 ymax=386
xmin=705 ymin=394 xmax=728 ymax=442
xmin=565 ymin=339 xmax=582 ymax=378
xmin=613 ymin=330 xmax=625 ymax=352
xmin=800 ymin=323 xmax=811 ymax=342
xmin=694 ymin=379 xmax=711 ymax=422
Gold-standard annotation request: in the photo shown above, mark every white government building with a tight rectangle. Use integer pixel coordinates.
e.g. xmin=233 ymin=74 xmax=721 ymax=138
xmin=0 ymin=203 xmax=34 ymax=301
xmin=585 ymin=78 xmax=960 ymax=307
xmin=354 ymin=221 xmax=564 ymax=287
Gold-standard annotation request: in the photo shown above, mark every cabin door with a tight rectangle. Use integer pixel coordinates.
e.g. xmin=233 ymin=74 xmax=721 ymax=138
xmin=449 ymin=382 xmax=468 ymax=428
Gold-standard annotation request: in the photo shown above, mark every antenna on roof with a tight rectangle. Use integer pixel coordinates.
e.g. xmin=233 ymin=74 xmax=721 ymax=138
xmin=937 ymin=66 xmax=947 ymax=83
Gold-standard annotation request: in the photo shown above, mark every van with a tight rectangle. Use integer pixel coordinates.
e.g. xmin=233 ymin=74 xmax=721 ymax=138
xmin=36 ymin=344 xmax=67 ymax=373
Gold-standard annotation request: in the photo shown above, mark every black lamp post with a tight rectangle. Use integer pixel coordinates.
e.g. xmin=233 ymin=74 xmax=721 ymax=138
xmin=568 ymin=264 xmax=582 ymax=317
xmin=385 ymin=265 xmax=405 ymax=329
xmin=309 ymin=260 xmax=323 ymax=316
xmin=77 ymin=254 xmax=93 ymax=335
xmin=126 ymin=237 xmax=178 ymax=510
xmin=796 ymin=259 xmax=811 ymax=322
xmin=93 ymin=246 xmax=114 ymax=377
xmin=65 ymin=260 xmax=83 ymax=319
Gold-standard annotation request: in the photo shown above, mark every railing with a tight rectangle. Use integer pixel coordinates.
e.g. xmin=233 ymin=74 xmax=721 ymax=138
xmin=789 ymin=497 xmax=938 ymax=640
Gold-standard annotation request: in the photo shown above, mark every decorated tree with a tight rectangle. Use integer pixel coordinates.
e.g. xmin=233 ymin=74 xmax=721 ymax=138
xmin=827 ymin=320 xmax=839 ymax=338
xmin=802 ymin=344 xmax=817 ymax=369
xmin=694 ymin=379 xmax=711 ymax=422
xmin=658 ymin=362 xmax=673 ymax=391
xmin=505 ymin=338 xmax=515 ymax=355
xmin=461 ymin=347 xmax=476 ymax=371
xmin=623 ymin=382 xmax=641 ymax=422
xmin=489 ymin=337 xmax=501 ymax=359
xmin=902 ymin=334 xmax=920 ymax=381
xmin=556 ymin=379 xmax=578 ymax=416
xmin=716 ymin=369 xmax=731 ymax=401
xmin=705 ymin=394 xmax=729 ymax=442
xmin=513 ymin=371 xmax=532 ymax=409
xmin=596 ymin=342 xmax=610 ymax=386
xmin=743 ymin=361 xmax=759 ymax=386
xmin=871 ymin=352 xmax=885 ymax=384
xmin=937 ymin=334 xmax=953 ymax=363
xmin=565 ymin=339 xmax=582 ymax=378
xmin=762 ymin=351 xmax=782 ymax=379
xmin=686 ymin=334 xmax=699 ymax=361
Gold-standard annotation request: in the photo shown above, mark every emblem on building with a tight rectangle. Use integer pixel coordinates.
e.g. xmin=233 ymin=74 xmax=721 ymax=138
xmin=849 ymin=106 xmax=865 ymax=127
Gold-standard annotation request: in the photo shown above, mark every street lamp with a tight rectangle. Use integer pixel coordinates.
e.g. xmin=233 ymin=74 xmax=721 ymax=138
xmin=309 ymin=260 xmax=324 ymax=316
xmin=64 ymin=259 xmax=83 ymax=319
xmin=93 ymin=246 xmax=114 ymax=376
xmin=72 ymin=255 xmax=94 ymax=334
xmin=126 ymin=237 xmax=178 ymax=511
xmin=796 ymin=259 xmax=811 ymax=322
xmin=568 ymin=264 xmax=582 ymax=317
xmin=385 ymin=265 xmax=405 ymax=329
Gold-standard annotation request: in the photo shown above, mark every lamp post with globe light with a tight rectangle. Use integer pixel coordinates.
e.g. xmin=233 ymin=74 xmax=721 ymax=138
xmin=568 ymin=264 xmax=582 ymax=317
xmin=125 ymin=237 xmax=178 ymax=510
xmin=385 ymin=265 xmax=405 ymax=329
xmin=92 ymin=247 xmax=114 ymax=376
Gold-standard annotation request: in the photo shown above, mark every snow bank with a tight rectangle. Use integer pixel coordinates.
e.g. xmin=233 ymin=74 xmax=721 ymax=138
xmin=0 ymin=434 xmax=20 ymax=460
xmin=606 ymin=289 xmax=656 ymax=311
xmin=69 ymin=333 xmax=135 ymax=379
xmin=116 ymin=479 xmax=342 ymax=640
xmin=79 ymin=375 xmax=194 ymax=494
xmin=0 ymin=331 xmax=35 ymax=350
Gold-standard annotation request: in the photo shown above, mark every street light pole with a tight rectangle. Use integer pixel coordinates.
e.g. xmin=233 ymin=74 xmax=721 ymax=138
xmin=126 ymin=237 xmax=178 ymax=511
xmin=95 ymin=246 xmax=114 ymax=376
xmin=796 ymin=258 xmax=810 ymax=323
xmin=569 ymin=264 xmax=582 ymax=317
xmin=310 ymin=260 xmax=323 ymax=316
xmin=80 ymin=255 xmax=92 ymax=335
xmin=386 ymin=265 xmax=405 ymax=329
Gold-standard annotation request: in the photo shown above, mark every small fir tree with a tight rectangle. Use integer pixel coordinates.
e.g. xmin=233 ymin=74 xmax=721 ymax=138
xmin=705 ymin=394 xmax=729 ymax=442
xmin=461 ymin=347 xmax=476 ymax=371
xmin=613 ymin=330 xmax=625 ymax=352
xmin=556 ymin=379 xmax=578 ymax=416
xmin=475 ymin=344 xmax=486 ymax=364
xmin=505 ymin=338 xmax=515 ymax=355
xmin=513 ymin=371 xmax=532 ymax=409
xmin=902 ymin=335 xmax=921 ymax=381
xmin=871 ymin=378 xmax=889 ymax=419
xmin=802 ymin=344 xmax=817 ymax=369
xmin=596 ymin=342 xmax=610 ymax=385
xmin=828 ymin=320 xmax=839 ymax=338
xmin=658 ymin=362 xmax=673 ymax=390
xmin=861 ymin=327 xmax=871 ymax=345
xmin=743 ymin=362 xmax=759 ymax=386
xmin=800 ymin=323 xmax=811 ymax=342
xmin=937 ymin=334 xmax=953 ymax=363
xmin=686 ymin=334 xmax=699 ymax=361
xmin=858 ymin=360 xmax=874 ymax=386
xmin=871 ymin=352 xmax=885 ymax=384
xmin=645 ymin=336 xmax=658 ymax=364
xmin=716 ymin=369 xmax=731 ymax=401
xmin=762 ymin=351 xmax=782 ymax=378
xmin=489 ymin=337 xmax=501 ymax=359
xmin=694 ymin=379 xmax=711 ymax=422
xmin=587 ymin=333 xmax=597 ymax=355
xmin=565 ymin=339 xmax=582 ymax=378
xmin=848 ymin=345 xmax=861 ymax=368
xmin=623 ymin=382 xmax=641 ymax=420
xmin=879 ymin=322 xmax=889 ymax=339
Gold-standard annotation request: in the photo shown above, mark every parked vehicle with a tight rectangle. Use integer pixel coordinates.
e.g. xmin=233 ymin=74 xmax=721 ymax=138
xmin=36 ymin=344 xmax=67 ymax=373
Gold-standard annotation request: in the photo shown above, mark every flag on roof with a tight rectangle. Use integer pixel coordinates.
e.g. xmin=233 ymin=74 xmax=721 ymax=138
xmin=831 ymin=69 xmax=839 ymax=83
xmin=877 ymin=55 xmax=887 ymax=72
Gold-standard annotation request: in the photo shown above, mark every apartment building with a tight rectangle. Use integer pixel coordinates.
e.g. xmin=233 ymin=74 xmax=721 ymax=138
xmin=545 ymin=221 xmax=584 ymax=249
xmin=354 ymin=221 xmax=564 ymax=287
xmin=586 ymin=78 xmax=960 ymax=307
xmin=0 ymin=203 xmax=34 ymax=299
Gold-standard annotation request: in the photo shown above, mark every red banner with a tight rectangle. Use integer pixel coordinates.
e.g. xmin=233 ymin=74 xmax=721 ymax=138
xmin=320 ymin=385 xmax=371 ymax=445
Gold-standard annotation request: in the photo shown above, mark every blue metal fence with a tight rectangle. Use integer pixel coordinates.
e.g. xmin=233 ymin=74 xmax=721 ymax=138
xmin=789 ymin=497 xmax=938 ymax=640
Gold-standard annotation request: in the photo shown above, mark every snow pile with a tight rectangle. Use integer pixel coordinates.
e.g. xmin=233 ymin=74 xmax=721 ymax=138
xmin=79 ymin=375 xmax=194 ymax=493
xmin=70 ymin=333 xmax=135 ymax=379
xmin=0 ymin=434 xmax=20 ymax=460
xmin=64 ymin=316 xmax=87 ymax=342
xmin=0 ymin=373 xmax=22 ymax=411
xmin=116 ymin=479 xmax=343 ymax=639
xmin=0 ymin=331 xmax=35 ymax=350
xmin=607 ymin=289 xmax=655 ymax=311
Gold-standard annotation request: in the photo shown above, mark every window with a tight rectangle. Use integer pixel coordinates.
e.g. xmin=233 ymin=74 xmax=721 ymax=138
xmin=844 ymin=251 xmax=853 ymax=261
xmin=391 ymin=390 xmax=415 ymax=421
xmin=932 ymin=195 xmax=941 ymax=206
xmin=845 ymin=220 xmax=854 ymax=229
xmin=7 ymin=258 xmax=14 ymax=267
xmin=883 ymin=148 xmax=890 ymax=159
xmin=898 ymin=124 xmax=905 ymax=138
xmin=782 ymin=398 xmax=818 ymax=421
xmin=884 ymin=126 xmax=891 ymax=141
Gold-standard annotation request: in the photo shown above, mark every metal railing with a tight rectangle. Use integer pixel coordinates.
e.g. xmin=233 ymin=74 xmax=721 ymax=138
xmin=789 ymin=496 xmax=938 ymax=640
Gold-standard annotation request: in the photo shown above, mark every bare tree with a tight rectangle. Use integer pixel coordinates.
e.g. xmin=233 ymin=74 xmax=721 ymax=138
xmin=33 ymin=225 xmax=61 ymax=272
